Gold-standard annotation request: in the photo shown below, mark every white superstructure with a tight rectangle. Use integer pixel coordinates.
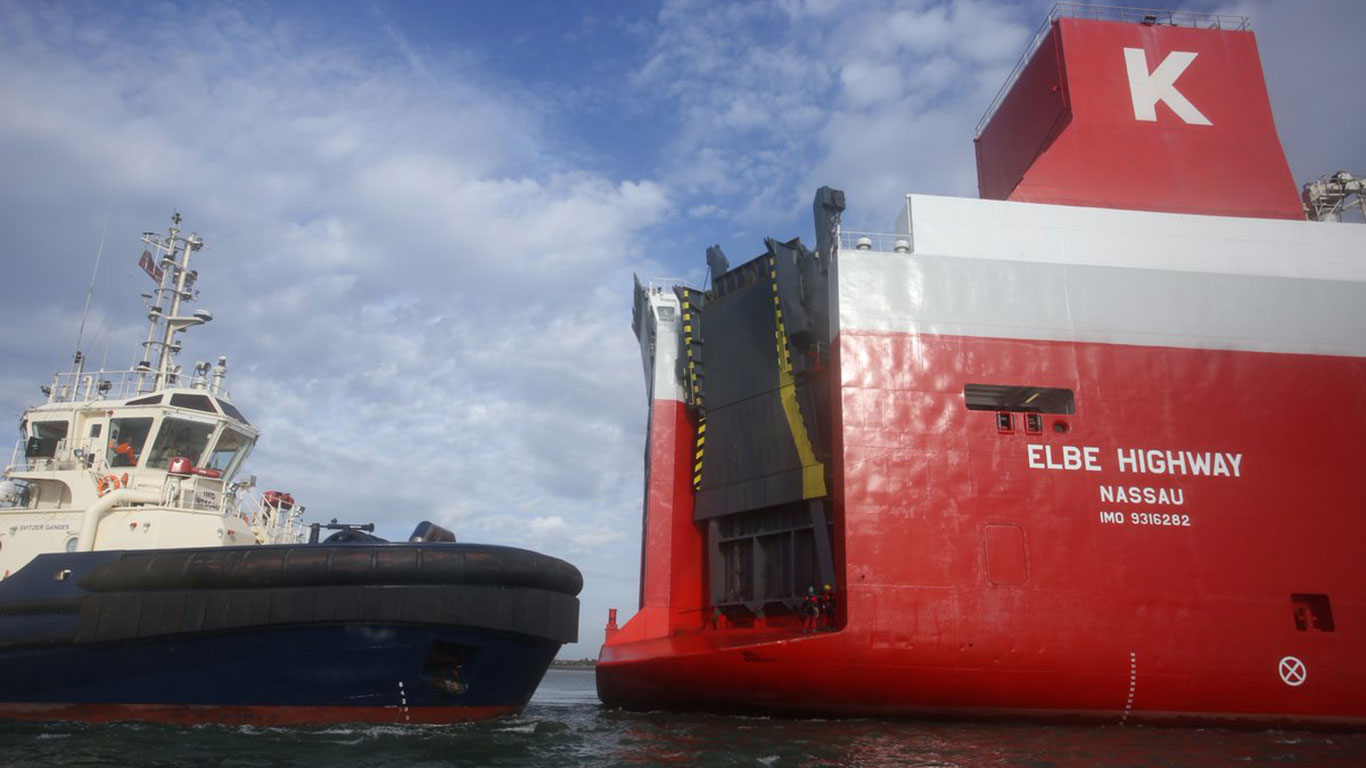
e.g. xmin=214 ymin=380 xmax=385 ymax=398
xmin=0 ymin=215 xmax=303 ymax=579
xmin=838 ymin=194 xmax=1366 ymax=357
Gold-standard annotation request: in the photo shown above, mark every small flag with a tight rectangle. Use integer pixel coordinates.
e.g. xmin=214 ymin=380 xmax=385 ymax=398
xmin=138 ymin=250 xmax=164 ymax=283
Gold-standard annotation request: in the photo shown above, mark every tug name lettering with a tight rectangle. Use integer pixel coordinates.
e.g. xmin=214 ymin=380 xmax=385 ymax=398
xmin=1026 ymin=445 xmax=1243 ymax=477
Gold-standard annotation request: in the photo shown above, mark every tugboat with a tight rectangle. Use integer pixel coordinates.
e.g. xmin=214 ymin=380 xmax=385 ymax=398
xmin=0 ymin=214 xmax=581 ymax=725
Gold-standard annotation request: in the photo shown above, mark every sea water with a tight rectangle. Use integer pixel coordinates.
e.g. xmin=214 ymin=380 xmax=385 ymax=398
xmin=2 ymin=668 xmax=1363 ymax=767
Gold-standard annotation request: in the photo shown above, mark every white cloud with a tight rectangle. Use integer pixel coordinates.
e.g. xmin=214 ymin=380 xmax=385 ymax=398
xmin=632 ymin=0 xmax=1037 ymax=240
xmin=839 ymin=60 xmax=905 ymax=107
xmin=1216 ymin=0 xmax=1366 ymax=183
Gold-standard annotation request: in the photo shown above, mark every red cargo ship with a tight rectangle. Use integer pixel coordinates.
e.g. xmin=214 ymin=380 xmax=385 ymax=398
xmin=597 ymin=6 xmax=1366 ymax=728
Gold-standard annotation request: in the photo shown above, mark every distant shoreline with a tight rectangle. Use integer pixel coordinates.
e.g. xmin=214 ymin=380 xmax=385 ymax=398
xmin=551 ymin=658 xmax=597 ymax=669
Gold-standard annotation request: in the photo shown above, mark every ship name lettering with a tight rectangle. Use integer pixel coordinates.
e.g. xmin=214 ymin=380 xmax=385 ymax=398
xmin=1115 ymin=448 xmax=1241 ymax=477
xmin=1098 ymin=485 xmax=1184 ymax=506
xmin=1026 ymin=444 xmax=1102 ymax=472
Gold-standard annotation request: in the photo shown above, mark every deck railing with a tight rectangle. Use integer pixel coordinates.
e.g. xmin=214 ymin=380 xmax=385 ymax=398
xmin=838 ymin=231 xmax=909 ymax=254
xmin=42 ymin=368 xmax=231 ymax=404
xmin=975 ymin=3 xmax=1252 ymax=138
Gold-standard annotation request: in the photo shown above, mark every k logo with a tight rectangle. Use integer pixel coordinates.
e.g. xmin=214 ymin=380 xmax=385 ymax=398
xmin=1124 ymin=48 xmax=1212 ymax=126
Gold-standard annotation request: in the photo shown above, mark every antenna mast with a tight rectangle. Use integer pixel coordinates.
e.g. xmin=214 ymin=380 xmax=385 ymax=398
xmin=136 ymin=212 xmax=211 ymax=393
xmin=72 ymin=202 xmax=114 ymax=378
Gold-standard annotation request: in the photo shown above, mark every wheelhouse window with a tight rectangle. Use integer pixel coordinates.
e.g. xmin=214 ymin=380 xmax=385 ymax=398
xmin=216 ymin=398 xmax=249 ymax=424
xmin=25 ymin=421 xmax=69 ymax=458
xmin=206 ymin=428 xmax=253 ymax=479
xmin=107 ymin=417 xmax=153 ymax=467
xmin=146 ymin=417 xmax=217 ymax=469
xmin=170 ymin=393 xmax=218 ymax=414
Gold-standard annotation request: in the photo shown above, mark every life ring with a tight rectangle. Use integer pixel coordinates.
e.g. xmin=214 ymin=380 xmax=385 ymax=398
xmin=96 ymin=475 xmax=118 ymax=496
xmin=96 ymin=474 xmax=127 ymax=497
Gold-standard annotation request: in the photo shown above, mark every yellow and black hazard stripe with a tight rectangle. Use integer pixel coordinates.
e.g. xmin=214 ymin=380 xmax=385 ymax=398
xmin=680 ymin=288 xmax=707 ymax=491
xmin=768 ymin=252 xmax=826 ymax=499
xmin=692 ymin=416 xmax=707 ymax=490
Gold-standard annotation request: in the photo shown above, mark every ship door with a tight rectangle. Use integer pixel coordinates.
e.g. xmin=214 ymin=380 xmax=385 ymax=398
xmin=83 ymin=417 xmax=106 ymax=467
xmin=707 ymin=499 xmax=836 ymax=619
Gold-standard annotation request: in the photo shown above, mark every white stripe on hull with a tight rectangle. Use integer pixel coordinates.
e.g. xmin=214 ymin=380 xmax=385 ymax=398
xmin=837 ymin=195 xmax=1366 ymax=357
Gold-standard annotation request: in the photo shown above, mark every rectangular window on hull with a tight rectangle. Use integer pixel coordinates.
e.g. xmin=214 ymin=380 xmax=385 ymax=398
xmin=965 ymin=383 xmax=1075 ymax=414
xmin=1292 ymin=593 xmax=1335 ymax=632
xmin=995 ymin=412 xmax=1014 ymax=433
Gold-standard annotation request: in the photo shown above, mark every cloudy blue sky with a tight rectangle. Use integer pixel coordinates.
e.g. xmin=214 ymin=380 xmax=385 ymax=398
xmin=1 ymin=0 xmax=1361 ymax=657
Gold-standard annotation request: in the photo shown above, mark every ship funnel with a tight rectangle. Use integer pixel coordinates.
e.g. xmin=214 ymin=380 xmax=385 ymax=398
xmin=974 ymin=7 xmax=1301 ymax=220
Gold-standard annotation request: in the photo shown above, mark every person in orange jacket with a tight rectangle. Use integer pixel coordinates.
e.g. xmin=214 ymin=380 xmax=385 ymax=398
xmin=110 ymin=436 xmax=137 ymax=467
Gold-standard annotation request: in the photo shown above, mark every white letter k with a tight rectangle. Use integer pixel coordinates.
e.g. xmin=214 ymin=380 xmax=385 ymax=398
xmin=1124 ymin=48 xmax=1212 ymax=126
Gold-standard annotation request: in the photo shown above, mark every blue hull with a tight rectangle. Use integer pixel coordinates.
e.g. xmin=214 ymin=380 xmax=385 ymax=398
xmin=0 ymin=624 xmax=558 ymax=724
xmin=0 ymin=545 xmax=581 ymax=724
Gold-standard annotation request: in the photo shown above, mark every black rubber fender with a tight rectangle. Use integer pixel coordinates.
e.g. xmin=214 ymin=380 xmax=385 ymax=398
xmin=76 ymin=543 xmax=583 ymax=597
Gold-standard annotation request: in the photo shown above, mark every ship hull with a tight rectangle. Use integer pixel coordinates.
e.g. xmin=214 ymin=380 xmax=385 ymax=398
xmin=603 ymin=191 xmax=1366 ymax=727
xmin=0 ymin=624 xmax=554 ymax=725
xmin=0 ymin=543 xmax=581 ymax=725
xmin=602 ymin=333 xmax=1366 ymax=728
xmin=607 ymin=326 xmax=1364 ymax=728
xmin=598 ymin=631 xmax=1361 ymax=730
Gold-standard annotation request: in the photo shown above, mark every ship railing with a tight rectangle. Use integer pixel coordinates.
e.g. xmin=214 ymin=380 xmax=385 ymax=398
xmin=838 ymin=231 xmax=910 ymax=254
xmin=232 ymin=490 xmax=307 ymax=544
xmin=43 ymin=368 xmax=231 ymax=404
xmin=975 ymin=3 xmax=1251 ymax=138
xmin=4 ymin=437 xmax=84 ymax=474
xmin=645 ymin=277 xmax=695 ymax=294
xmin=5 ymin=439 xmax=27 ymax=474
xmin=4 ymin=436 xmax=119 ymax=475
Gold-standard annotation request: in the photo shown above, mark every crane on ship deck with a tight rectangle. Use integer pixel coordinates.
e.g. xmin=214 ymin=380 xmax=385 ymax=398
xmin=1303 ymin=171 xmax=1366 ymax=222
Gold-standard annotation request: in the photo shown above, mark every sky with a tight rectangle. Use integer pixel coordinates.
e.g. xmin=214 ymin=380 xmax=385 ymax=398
xmin=1 ymin=0 xmax=1362 ymax=659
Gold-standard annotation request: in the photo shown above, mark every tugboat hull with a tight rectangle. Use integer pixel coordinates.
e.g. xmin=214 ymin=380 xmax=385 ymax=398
xmin=0 ymin=544 xmax=581 ymax=724
xmin=0 ymin=624 xmax=559 ymax=725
